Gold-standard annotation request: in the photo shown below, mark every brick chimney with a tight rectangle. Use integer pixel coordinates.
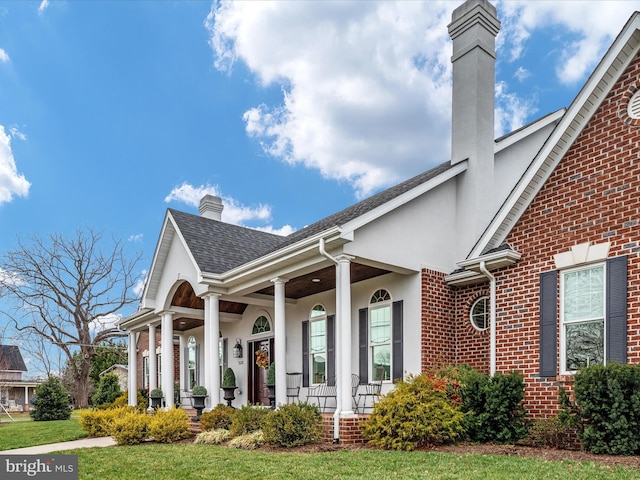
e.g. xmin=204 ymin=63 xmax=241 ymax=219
xmin=448 ymin=0 xmax=500 ymax=257
xmin=199 ymin=194 xmax=224 ymax=221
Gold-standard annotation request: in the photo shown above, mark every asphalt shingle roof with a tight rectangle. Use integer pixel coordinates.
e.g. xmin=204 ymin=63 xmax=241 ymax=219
xmin=171 ymin=160 xmax=455 ymax=274
xmin=0 ymin=345 xmax=27 ymax=372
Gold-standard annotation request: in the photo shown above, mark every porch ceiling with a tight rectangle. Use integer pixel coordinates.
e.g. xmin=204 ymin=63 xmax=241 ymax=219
xmin=168 ymin=263 xmax=390 ymax=330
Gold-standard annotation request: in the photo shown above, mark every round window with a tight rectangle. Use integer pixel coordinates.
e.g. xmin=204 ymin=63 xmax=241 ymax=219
xmin=470 ymin=296 xmax=489 ymax=331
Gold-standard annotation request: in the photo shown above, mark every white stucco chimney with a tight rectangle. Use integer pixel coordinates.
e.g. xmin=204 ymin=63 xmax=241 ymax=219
xmin=199 ymin=194 xmax=224 ymax=221
xmin=448 ymin=0 xmax=500 ymax=258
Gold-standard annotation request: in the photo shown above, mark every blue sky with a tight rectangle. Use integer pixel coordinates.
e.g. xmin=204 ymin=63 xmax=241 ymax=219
xmin=1 ymin=0 xmax=639 ymax=320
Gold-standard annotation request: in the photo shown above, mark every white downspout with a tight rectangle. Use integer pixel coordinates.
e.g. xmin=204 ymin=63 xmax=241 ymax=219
xmin=319 ymin=238 xmax=341 ymax=443
xmin=478 ymin=261 xmax=496 ymax=376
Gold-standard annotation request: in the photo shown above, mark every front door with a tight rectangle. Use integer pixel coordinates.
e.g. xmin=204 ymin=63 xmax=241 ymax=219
xmin=248 ymin=338 xmax=274 ymax=405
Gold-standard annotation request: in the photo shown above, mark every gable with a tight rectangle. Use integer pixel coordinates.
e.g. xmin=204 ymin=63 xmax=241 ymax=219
xmin=471 ymin=13 xmax=640 ymax=258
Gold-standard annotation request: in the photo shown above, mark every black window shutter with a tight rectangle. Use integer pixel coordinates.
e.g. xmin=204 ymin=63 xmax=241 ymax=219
xmin=392 ymin=300 xmax=404 ymax=382
xmin=539 ymin=270 xmax=558 ymax=377
xmin=302 ymin=321 xmax=309 ymax=387
xmin=606 ymin=255 xmax=628 ymax=364
xmin=358 ymin=308 xmax=368 ymax=384
xmin=327 ymin=315 xmax=335 ymax=386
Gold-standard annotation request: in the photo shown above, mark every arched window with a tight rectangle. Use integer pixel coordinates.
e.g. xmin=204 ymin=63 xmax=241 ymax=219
xmin=470 ymin=296 xmax=489 ymax=331
xmin=369 ymin=289 xmax=392 ymax=381
xmin=309 ymin=305 xmax=327 ymax=384
xmin=252 ymin=315 xmax=271 ymax=335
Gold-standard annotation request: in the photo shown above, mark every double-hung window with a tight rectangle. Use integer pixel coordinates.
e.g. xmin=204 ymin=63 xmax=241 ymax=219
xmin=187 ymin=336 xmax=197 ymax=390
xmin=561 ymin=263 xmax=605 ymax=373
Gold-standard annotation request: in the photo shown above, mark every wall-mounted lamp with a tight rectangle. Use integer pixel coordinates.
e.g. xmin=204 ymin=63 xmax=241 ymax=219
xmin=233 ymin=338 xmax=243 ymax=358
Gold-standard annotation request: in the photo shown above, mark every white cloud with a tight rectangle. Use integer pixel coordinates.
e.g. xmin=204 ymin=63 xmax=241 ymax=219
xmin=498 ymin=1 xmax=637 ymax=85
xmin=0 ymin=48 xmax=9 ymax=63
xmin=0 ymin=125 xmax=31 ymax=206
xmin=38 ymin=0 xmax=50 ymax=16
xmin=132 ymin=269 xmax=148 ymax=298
xmin=165 ymin=181 xmax=292 ymax=234
xmin=128 ymin=234 xmax=143 ymax=243
xmin=9 ymin=126 xmax=26 ymax=141
xmin=0 ymin=268 xmax=26 ymax=287
xmin=90 ymin=313 xmax=121 ymax=334
xmin=206 ymin=1 xmax=639 ymax=198
xmin=207 ymin=1 xmax=455 ymax=199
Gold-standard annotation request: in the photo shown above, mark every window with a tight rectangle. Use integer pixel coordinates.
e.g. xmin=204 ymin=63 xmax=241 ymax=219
xmin=470 ymin=296 xmax=489 ymax=331
xmin=142 ymin=356 xmax=149 ymax=390
xmin=188 ymin=336 xmax=197 ymax=390
xmin=309 ymin=305 xmax=327 ymax=384
xmin=369 ymin=289 xmax=392 ymax=382
xmin=561 ymin=264 xmax=605 ymax=372
xmin=252 ymin=316 xmax=271 ymax=335
xmin=157 ymin=353 xmax=162 ymax=388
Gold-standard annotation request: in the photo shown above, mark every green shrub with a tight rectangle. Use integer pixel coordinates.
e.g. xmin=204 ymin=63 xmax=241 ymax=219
xmin=262 ymin=402 xmax=322 ymax=447
xmin=92 ymin=373 xmax=122 ymax=407
xmin=362 ymin=374 xmax=465 ymax=451
xmin=222 ymin=368 xmax=236 ymax=388
xmin=149 ymin=388 xmax=163 ymax=398
xmin=200 ymin=404 xmax=236 ymax=431
xmin=228 ymin=430 xmax=264 ymax=449
xmin=192 ymin=385 xmax=207 ymax=396
xmin=31 ymin=376 xmax=72 ymax=421
xmin=79 ymin=406 xmax=132 ymax=437
xmin=148 ymin=407 xmax=192 ymax=443
xmin=525 ymin=417 xmax=577 ymax=450
xmin=109 ymin=410 xmax=150 ymax=445
xmin=112 ymin=390 xmax=148 ymax=411
xmin=194 ymin=429 xmax=230 ymax=445
xmin=229 ymin=405 xmax=271 ymax=437
xmin=460 ymin=370 xmax=528 ymax=444
xmin=266 ymin=362 xmax=275 ymax=386
xmin=571 ymin=363 xmax=640 ymax=455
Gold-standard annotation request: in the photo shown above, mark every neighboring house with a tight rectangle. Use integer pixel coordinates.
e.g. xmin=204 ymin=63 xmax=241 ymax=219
xmin=120 ymin=0 xmax=640 ymax=440
xmin=0 ymin=345 xmax=39 ymax=412
xmin=99 ymin=364 xmax=129 ymax=393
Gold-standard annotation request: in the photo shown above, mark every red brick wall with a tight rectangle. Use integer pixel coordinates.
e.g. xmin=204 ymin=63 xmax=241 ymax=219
xmin=453 ymin=285 xmax=491 ymax=374
xmin=135 ymin=330 xmax=180 ymax=391
xmin=495 ymin=52 xmax=640 ymax=418
xmin=320 ymin=414 xmax=367 ymax=445
xmin=421 ymin=268 xmax=455 ymax=370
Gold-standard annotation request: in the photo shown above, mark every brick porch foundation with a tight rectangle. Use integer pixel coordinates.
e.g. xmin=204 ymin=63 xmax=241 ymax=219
xmin=320 ymin=414 xmax=368 ymax=445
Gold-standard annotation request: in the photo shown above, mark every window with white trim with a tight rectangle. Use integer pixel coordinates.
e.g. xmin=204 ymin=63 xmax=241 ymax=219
xmin=561 ymin=263 xmax=605 ymax=373
xmin=309 ymin=304 xmax=327 ymax=384
xmin=142 ymin=356 xmax=149 ymax=390
xmin=252 ymin=316 xmax=271 ymax=335
xmin=369 ymin=289 xmax=392 ymax=382
xmin=470 ymin=296 xmax=489 ymax=331
xmin=187 ymin=336 xmax=197 ymax=390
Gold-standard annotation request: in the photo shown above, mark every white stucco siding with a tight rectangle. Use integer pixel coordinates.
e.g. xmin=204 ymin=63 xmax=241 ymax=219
xmin=154 ymin=234 xmax=201 ymax=310
xmin=344 ymin=180 xmax=458 ymax=273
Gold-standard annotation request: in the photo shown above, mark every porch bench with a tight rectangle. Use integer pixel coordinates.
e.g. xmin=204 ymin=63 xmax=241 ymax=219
xmin=306 ymin=377 xmax=336 ymax=413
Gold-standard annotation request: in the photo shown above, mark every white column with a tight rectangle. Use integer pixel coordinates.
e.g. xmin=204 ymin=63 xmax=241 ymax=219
xmin=179 ymin=334 xmax=187 ymax=394
xmin=204 ymin=293 xmax=221 ymax=407
xmin=161 ymin=311 xmax=175 ymax=408
xmin=148 ymin=324 xmax=157 ymax=391
xmin=272 ymin=277 xmax=288 ymax=407
xmin=24 ymin=386 xmax=29 ymax=411
xmin=128 ymin=331 xmax=137 ymax=406
xmin=337 ymin=255 xmax=354 ymax=415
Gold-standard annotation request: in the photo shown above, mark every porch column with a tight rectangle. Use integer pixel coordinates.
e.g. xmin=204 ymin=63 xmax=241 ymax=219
xmin=24 ymin=386 xmax=29 ymax=411
xmin=161 ymin=311 xmax=175 ymax=408
xmin=337 ymin=255 xmax=354 ymax=416
xmin=148 ymin=323 xmax=157 ymax=391
xmin=128 ymin=331 xmax=137 ymax=406
xmin=272 ymin=277 xmax=288 ymax=407
xmin=204 ymin=293 xmax=221 ymax=407
xmin=179 ymin=334 xmax=187 ymax=394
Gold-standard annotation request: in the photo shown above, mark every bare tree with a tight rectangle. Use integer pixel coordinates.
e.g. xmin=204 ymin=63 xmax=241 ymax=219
xmin=0 ymin=229 xmax=142 ymax=408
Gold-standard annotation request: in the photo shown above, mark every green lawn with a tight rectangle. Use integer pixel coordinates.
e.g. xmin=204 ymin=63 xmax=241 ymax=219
xmin=0 ymin=416 xmax=86 ymax=450
xmin=70 ymin=444 xmax=639 ymax=480
xmin=2 ymin=418 xmax=639 ymax=479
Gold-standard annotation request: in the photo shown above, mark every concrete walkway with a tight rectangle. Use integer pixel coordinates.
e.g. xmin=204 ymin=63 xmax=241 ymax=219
xmin=0 ymin=436 xmax=116 ymax=454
